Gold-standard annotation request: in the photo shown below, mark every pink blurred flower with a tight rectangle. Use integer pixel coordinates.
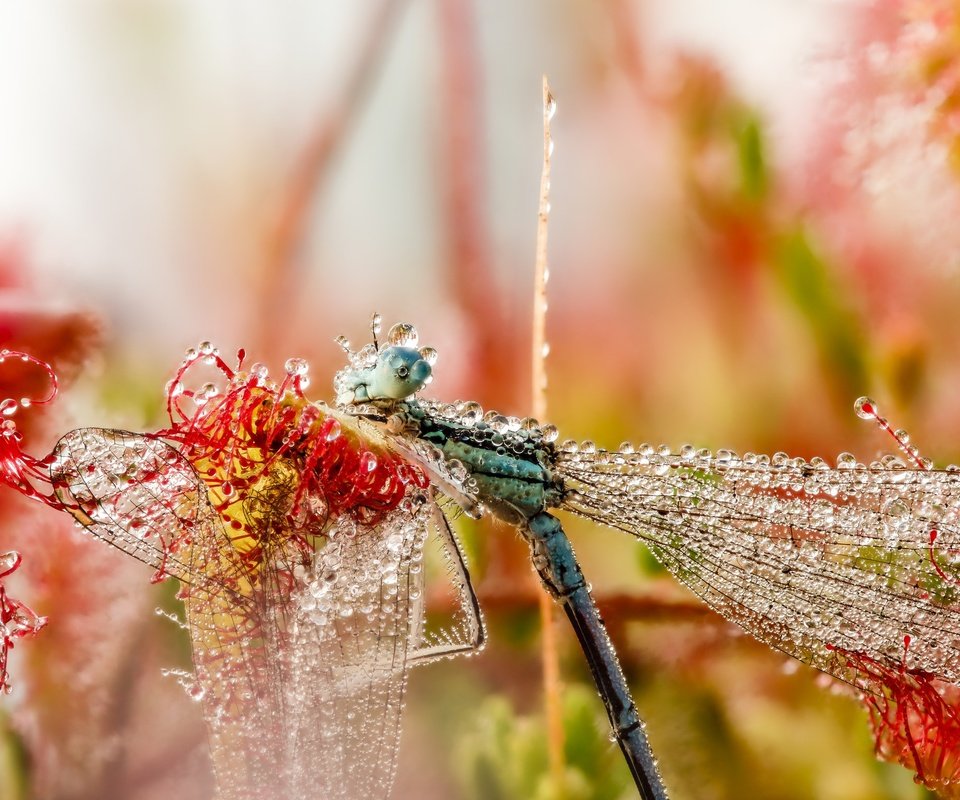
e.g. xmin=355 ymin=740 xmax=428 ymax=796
xmin=0 ymin=242 xmax=213 ymax=800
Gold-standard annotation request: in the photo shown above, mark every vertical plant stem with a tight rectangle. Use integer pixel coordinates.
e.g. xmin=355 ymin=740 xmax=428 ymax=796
xmin=533 ymin=75 xmax=566 ymax=796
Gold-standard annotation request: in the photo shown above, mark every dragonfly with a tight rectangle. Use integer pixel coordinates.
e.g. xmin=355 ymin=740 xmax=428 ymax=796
xmin=2 ymin=319 xmax=960 ymax=799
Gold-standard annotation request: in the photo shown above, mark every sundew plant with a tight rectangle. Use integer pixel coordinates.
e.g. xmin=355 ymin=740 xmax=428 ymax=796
xmin=4 ymin=3 xmax=960 ymax=800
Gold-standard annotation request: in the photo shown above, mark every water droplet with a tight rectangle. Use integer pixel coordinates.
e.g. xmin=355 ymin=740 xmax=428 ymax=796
xmin=371 ymin=313 xmax=382 ymax=336
xmin=360 ymin=452 xmax=378 ymax=473
xmin=419 ymin=346 xmax=438 ymax=365
xmin=540 ymin=424 xmax=558 ymax=443
xmin=836 ymin=452 xmax=858 ymax=469
xmin=324 ymin=419 xmax=341 ymax=441
xmin=854 ymin=396 xmax=877 ymax=419
xmin=0 ymin=551 xmax=21 ymax=578
xmin=195 ymin=383 xmax=219 ymax=406
xmin=458 ymin=401 xmax=483 ymax=425
xmin=18 ymin=399 xmax=30 ymax=409
xmin=448 ymin=459 xmax=468 ymax=482
xmin=221 ymin=481 xmax=234 ymax=497
xmin=545 ymin=91 xmax=557 ymax=120
xmin=894 ymin=428 xmax=910 ymax=443
xmin=0 ymin=399 xmax=17 ymax=416
xmin=198 ymin=341 xmax=215 ymax=355
xmin=489 ymin=415 xmax=509 ymax=434
xmin=335 ymin=335 xmax=351 ymax=353
xmin=285 ymin=357 xmax=309 ymax=377
xmin=387 ymin=323 xmax=419 ymax=348
xmin=541 ymin=342 xmax=551 ymax=357
xmin=8 ymin=604 xmax=44 ymax=634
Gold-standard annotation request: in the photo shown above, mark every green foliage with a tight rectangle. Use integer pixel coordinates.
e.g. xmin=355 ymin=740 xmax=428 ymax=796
xmin=453 ymin=686 xmax=633 ymax=800
xmin=0 ymin=711 xmax=28 ymax=800
xmin=635 ymin=541 xmax=667 ymax=577
xmin=154 ymin=576 xmax=194 ymax=665
xmin=734 ymin=114 xmax=768 ymax=204
xmin=703 ymin=100 xmax=872 ymax=404
xmin=772 ymin=227 xmax=869 ymax=401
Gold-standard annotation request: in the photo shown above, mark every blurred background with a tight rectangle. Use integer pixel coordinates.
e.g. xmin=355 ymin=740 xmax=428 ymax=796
xmin=1 ymin=1 xmax=959 ymax=798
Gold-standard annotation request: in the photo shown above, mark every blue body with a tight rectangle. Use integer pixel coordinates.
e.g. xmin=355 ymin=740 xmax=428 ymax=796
xmin=338 ymin=334 xmax=668 ymax=800
xmin=405 ymin=400 xmax=667 ymax=800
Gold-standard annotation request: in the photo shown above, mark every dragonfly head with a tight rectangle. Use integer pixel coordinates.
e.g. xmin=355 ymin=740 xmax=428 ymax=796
xmin=367 ymin=345 xmax=433 ymax=400
xmin=334 ymin=320 xmax=437 ymax=407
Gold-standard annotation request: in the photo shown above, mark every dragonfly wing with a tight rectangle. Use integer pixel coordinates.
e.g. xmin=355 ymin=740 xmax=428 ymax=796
xmin=49 ymin=426 xmax=434 ymax=799
xmin=349 ymin=415 xmax=485 ymax=661
xmin=557 ymin=448 xmax=960 ymax=683
xmin=49 ymin=427 xmax=239 ymax=586
xmin=193 ymin=494 xmax=435 ymax=800
xmin=286 ymin=501 xmax=433 ymax=799
xmin=353 ymin=413 xmax=482 ymax=518
xmin=408 ymin=495 xmax=485 ymax=665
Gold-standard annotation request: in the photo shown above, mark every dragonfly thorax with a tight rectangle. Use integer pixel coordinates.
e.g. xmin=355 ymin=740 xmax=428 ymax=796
xmin=411 ymin=404 xmax=565 ymax=524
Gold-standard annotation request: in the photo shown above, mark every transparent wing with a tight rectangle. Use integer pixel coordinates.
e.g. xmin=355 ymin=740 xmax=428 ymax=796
xmin=556 ymin=446 xmax=960 ymax=683
xmin=345 ymin=415 xmax=485 ymax=662
xmin=274 ymin=500 xmax=433 ymax=800
xmin=49 ymin=427 xmax=243 ymax=588
xmin=186 ymin=495 xmax=443 ymax=800
xmin=48 ymin=427 xmax=431 ymax=800
xmin=408 ymin=497 xmax=485 ymax=665
xmin=351 ymin=413 xmax=482 ymax=518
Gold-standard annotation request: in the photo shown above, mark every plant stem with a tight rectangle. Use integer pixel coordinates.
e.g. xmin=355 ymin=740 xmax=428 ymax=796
xmin=534 ymin=75 xmax=566 ymax=798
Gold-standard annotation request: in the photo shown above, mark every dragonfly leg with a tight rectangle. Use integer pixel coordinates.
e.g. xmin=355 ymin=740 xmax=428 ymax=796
xmin=525 ymin=512 xmax=669 ymax=800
